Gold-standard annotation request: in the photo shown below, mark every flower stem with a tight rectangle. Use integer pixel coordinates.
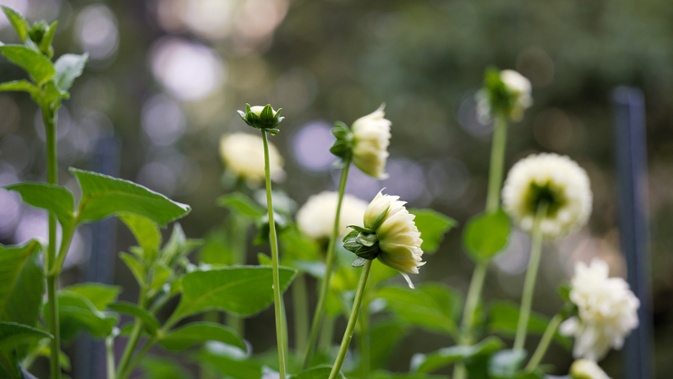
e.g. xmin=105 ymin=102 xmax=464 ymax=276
xmin=525 ymin=313 xmax=562 ymax=370
xmin=106 ymin=335 xmax=116 ymax=379
xmin=513 ymin=203 xmax=547 ymax=352
xmin=304 ymin=157 xmax=352 ymax=368
xmin=329 ymin=259 xmax=372 ymax=379
xmin=43 ymin=106 xmax=61 ymax=379
xmin=459 ymin=261 xmax=488 ymax=344
xmin=357 ymin=304 xmax=371 ymax=379
xmin=116 ymin=292 xmax=147 ymax=379
xmin=261 ymin=130 xmax=288 ymax=378
xmin=486 ymin=115 xmax=508 ymax=213
xmin=293 ymin=273 xmax=309 ymax=356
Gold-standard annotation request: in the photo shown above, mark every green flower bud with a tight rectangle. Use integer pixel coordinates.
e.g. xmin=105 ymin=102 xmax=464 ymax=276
xmin=237 ymin=103 xmax=284 ymax=135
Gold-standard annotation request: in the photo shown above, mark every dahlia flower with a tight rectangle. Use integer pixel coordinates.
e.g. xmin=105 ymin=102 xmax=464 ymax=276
xmin=351 ymin=105 xmax=391 ymax=179
xmin=477 ymin=69 xmax=533 ymax=122
xmin=296 ymin=191 xmax=368 ymax=240
xmin=219 ymin=133 xmax=285 ymax=187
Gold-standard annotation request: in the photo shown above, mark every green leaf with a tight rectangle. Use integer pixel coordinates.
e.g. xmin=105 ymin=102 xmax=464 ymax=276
xmin=217 ymin=193 xmax=265 ymax=219
xmin=410 ymin=209 xmax=456 ymax=254
xmin=120 ymin=252 xmax=145 ymax=287
xmin=1 ymin=7 xmax=29 ymax=42
xmin=411 ymin=336 xmax=504 ymax=374
xmin=0 ymin=321 xmax=51 ymax=350
xmin=120 ymin=214 xmax=162 ymax=259
xmin=488 ymin=349 xmax=526 ymax=378
xmin=161 ymin=223 xmax=201 ymax=267
xmin=71 ymin=168 xmax=191 ymax=226
xmin=463 ymin=209 xmax=511 ymax=262
xmin=195 ymin=349 xmax=263 ymax=379
xmin=199 ymin=229 xmax=235 ymax=266
xmin=140 ymin=356 xmax=191 ymax=379
xmin=57 ymin=292 xmax=118 ymax=341
xmin=159 ymin=322 xmax=245 ymax=352
xmin=38 ymin=21 xmax=58 ymax=58
xmin=0 ymin=80 xmax=39 ymax=98
xmin=171 ymin=266 xmax=297 ymax=322
xmin=63 ymin=283 xmax=120 ymax=311
xmin=53 ymin=53 xmax=87 ymax=92
xmin=291 ymin=366 xmax=344 ymax=379
xmin=5 ymin=182 xmax=75 ymax=228
xmin=108 ymin=302 xmax=160 ymax=335
xmin=0 ymin=45 xmax=55 ymax=85
xmin=376 ymin=283 xmax=461 ymax=337
xmin=487 ymin=301 xmax=570 ymax=349
xmin=0 ymin=241 xmax=44 ymax=327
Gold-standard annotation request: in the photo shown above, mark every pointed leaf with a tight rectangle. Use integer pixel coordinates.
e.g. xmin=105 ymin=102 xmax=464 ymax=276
xmin=463 ymin=209 xmax=511 ymax=262
xmin=1 ymin=6 xmax=29 ymax=42
xmin=53 ymin=53 xmax=87 ymax=92
xmin=71 ymin=168 xmax=191 ymax=226
xmin=159 ymin=321 xmax=245 ymax=352
xmin=376 ymin=284 xmax=461 ymax=337
xmin=410 ymin=209 xmax=456 ymax=254
xmin=171 ymin=266 xmax=297 ymax=321
xmin=0 ymin=80 xmax=39 ymax=98
xmin=57 ymin=292 xmax=118 ymax=341
xmin=120 ymin=214 xmax=161 ymax=259
xmin=0 ymin=321 xmax=52 ymax=350
xmin=0 ymin=241 xmax=43 ymax=327
xmin=410 ymin=336 xmax=504 ymax=374
xmin=0 ymin=45 xmax=55 ymax=85
xmin=108 ymin=301 xmax=160 ymax=335
xmin=38 ymin=21 xmax=58 ymax=58
xmin=120 ymin=252 xmax=145 ymax=287
xmin=63 ymin=283 xmax=121 ymax=311
xmin=217 ymin=193 xmax=265 ymax=219
xmin=5 ymin=182 xmax=75 ymax=228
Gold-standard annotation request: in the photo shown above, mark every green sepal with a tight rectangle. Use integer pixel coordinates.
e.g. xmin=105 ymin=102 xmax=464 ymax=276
xmin=352 ymin=257 xmax=367 ymax=267
xmin=329 ymin=121 xmax=353 ymax=160
xmin=343 ymin=229 xmax=380 ymax=260
xmin=369 ymin=205 xmax=390 ymax=231
xmin=482 ymin=66 xmax=516 ymax=120
xmin=237 ymin=103 xmax=284 ymax=132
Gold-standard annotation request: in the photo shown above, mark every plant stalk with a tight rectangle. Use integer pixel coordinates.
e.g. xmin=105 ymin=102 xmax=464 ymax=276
xmin=525 ymin=313 xmax=562 ymax=370
xmin=513 ymin=203 xmax=547 ymax=352
xmin=43 ymin=106 xmax=61 ymax=379
xmin=116 ymin=292 xmax=147 ymax=379
xmin=262 ymin=130 xmax=288 ymax=378
xmin=329 ymin=259 xmax=372 ymax=379
xmin=486 ymin=116 xmax=508 ymax=213
xmin=304 ymin=157 xmax=351 ymax=368
xmin=293 ymin=273 xmax=309 ymax=356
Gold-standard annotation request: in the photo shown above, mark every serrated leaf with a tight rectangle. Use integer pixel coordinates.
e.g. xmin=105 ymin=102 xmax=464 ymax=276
xmin=410 ymin=336 xmax=504 ymax=374
xmin=0 ymin=321 xmax=52 ymax=350
xmin=1 ymin=7 xmax=29 ymax=42
xmin=5 ymin=182 xmax=75 ymax=228
xmin=376 ymin=284 xmax=461 ymax=337
xmin=170 ymin=266 xmax=297 ymax=322
xmin=159 ymin=322 xmax=245 ymax=352
xmin=53 ymin=53 xmax=87 ymax=92
xmin=217 ymin=193 xmax=265 ymax=219
xmin=71 ymin=168 xmax=191 ymax=226
xmin=291 ymin=366 xmax=344 ymax=379
xmin=0 ymin=45 xmax=55 ymax=85
xmin=57 ymin=292 xmax=118 ymax=341
xmin=0 ymin=80 xmax=39 ymax=98
xmin=108 ymin=301 xmax=160 ymax=335
xmin=410 ymin=209 xmax=456 ymax=254
xmin=0 ymin=241 xmax=44 ymax=327
xmin=463 ymin=209 xmax=511 ymax=262
xmin=62 ymin=283 xmax=120 ymax=311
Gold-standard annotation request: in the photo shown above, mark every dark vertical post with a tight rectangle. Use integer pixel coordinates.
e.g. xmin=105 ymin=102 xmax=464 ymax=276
xmin=613 ymin=86 xmax=653 ymax=379
xmin=75 ymin=131 xmax=120 ymax=379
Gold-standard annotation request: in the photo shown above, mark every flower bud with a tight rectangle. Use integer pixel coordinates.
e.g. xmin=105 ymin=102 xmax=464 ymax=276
xmin=476 ymin=68 xmax=532 ymax=122
xmin=237 ymin=103 xmax=284 ymax=134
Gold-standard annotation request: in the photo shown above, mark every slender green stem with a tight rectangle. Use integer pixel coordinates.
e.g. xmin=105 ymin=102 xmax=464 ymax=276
xmin=486 ymin=116 xmax=508 ymax=213
xmin=459 ymin=261 xmax=487 ymax=344
xmin=513 ymin=203 xmax=547 ymax=352
xmin=224 ymin=214 xmax=248 ymax=340
xmin=43 ymin=107 xmax=62 ymax=379
xmin=357 ymin=303 xmax=370 ymax=379
xmin=106 ymin=335 xmax=116 ymax=379
xmin=319 ymin=314 xmax=335 ymax=350
xmin=293 ymin=273 xmax=309 ymax=356
xmin=329 ymin=260 xmax=372 ymax=379
xmin=525 ymin=313 xmax=562 ymax=370
xmin=261 ymin=131 xmax=288 ymax=379
xmin=121 ymin=335 xmax=157 ymax=379
xmin=116 ymin=292 xmax=147 ymax=379
xmin=304 ymin=157 xmax=351 ymax=368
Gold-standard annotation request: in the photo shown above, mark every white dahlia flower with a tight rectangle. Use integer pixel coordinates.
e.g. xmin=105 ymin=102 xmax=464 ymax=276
xmin=560 ymin=259 xmax=640 ymax=361
xmin=477 ymin=69 xmax=533 ymax=122
xmin=570 ymin=359 xmax=611 ymax=379
xmin=296 ymin=191 xmax=368 ymax=240
xmin=363 ymin=191 xmax=424 ymax=287
xmin=502 ymin=153 xmax=592 ymax=239
xmin=219 ymin=133 xmax=285 ymax=187
xmin=351 ymin=105 xmax=391 ymax=179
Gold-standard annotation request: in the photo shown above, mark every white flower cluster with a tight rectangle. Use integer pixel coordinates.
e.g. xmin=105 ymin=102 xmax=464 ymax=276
xmin=296 ymin=191 xmax=368 ymax=240
xmin=219 ymin=133 xmax=285 ymax=187
xmin=502 ymin=153 xmax=592 ymax=239
xmin=364 ymin=191 xmax=424 ymax=287
xmin=560 ymin=259 xmax=640 ymax=361
xmin=351 ymin=105 xmax=391 ymax=179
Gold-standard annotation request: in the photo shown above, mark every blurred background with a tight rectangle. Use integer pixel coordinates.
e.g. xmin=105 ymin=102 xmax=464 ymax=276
xmin=1 ymin=0 xmax=672 ymax=377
